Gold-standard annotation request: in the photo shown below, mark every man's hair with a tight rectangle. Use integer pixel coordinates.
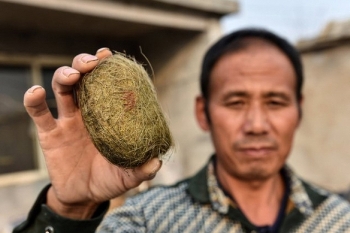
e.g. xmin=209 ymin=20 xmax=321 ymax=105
xmin=200 ymin=28 xmax=303 ymax=103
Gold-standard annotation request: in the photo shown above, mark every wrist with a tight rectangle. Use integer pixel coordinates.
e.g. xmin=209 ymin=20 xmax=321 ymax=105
xmin=47 ymin=187 xmax=100 ymax=220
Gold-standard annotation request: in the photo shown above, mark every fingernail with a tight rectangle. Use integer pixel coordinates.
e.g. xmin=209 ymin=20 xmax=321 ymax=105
xmin=97 ymin=47 xmax=110 ymax=53
xmin=27 ymin=85 xmax=43 ymax=93
xmin=81 ymin=55 xmax=98 ymax=63
xmin=148 ymin=172 xmax=157 ymax=179
xmin=149 ymin=160 xmax=162 ymax=178
xmin=62 ymin=67 xmax=79 ymax=78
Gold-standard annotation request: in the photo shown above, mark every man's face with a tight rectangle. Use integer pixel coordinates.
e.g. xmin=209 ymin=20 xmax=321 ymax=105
xmin=196 ymin=43 xmax=301 ymax=181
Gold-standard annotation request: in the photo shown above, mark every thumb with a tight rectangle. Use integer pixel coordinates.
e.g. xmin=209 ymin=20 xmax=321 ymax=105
xmin=133 ymin=158 xmax=163 ymax=181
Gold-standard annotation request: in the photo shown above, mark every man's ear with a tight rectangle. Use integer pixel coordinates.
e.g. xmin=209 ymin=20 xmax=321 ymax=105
xmin=195 ymin=95 xmax=210 ymax=131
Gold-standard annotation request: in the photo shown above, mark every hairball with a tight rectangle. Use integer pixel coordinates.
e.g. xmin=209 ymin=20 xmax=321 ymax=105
xmin=76 ymin=52 xmax=173 ymax=168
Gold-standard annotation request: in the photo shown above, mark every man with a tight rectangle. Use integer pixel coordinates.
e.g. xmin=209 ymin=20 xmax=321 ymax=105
xmin=14 ymin=28 xmax=350 ymax=233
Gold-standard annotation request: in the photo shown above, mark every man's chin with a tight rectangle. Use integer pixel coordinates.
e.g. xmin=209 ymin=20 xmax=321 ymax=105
xmin=233 ymin=168 xmax=276 ymax=182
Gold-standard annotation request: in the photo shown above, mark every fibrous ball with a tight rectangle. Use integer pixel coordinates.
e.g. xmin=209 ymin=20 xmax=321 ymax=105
xmin=76 ymin=52 xmax=173 ymax=168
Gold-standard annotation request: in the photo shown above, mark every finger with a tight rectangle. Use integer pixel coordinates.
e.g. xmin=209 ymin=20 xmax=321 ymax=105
xmin=52 ymin=66 xmax=81 ymax=118
xmin=24 ymin=85 xmax=56 ymax=132
xmin=95 ymin=47 xmax=113 ymax=60
xmin=53 ymin=50 xmax=110 ymax=118
xmin=132 ymin=158 xmax=163 ymax=181
xmin=72 ymin=53 xmax=99 ymax=74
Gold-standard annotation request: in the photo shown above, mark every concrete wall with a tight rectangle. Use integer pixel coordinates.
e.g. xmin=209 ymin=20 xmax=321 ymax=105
xmin=288 ymin=43 xmax=350 ymax=192
xmin=153 ymin=21 xmax=221 ymax=184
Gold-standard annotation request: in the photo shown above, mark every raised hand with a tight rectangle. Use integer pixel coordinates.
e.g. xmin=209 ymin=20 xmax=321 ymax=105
xmin=23 ymin=48 xmax=162 ymax=219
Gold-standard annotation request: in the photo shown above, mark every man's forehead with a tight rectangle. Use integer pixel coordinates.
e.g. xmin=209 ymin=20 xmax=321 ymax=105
xmin=209 ymin=45 xmax=297 ymax=98
xmin=212 ymin=45 xmax=296 ymax=80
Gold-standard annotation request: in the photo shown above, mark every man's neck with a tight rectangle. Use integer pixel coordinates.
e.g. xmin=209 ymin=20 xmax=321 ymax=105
xmin=217 ymin=168 xmax=285 ymax=226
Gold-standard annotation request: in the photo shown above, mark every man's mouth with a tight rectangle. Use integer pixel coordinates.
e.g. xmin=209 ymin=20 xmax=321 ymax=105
xmin=238 ymin=146 xmax=275 ymax=157
xmin=233 ymin=136 xmax=278 ymax=158
xmin=235 ymin=138 xmax=278 ymax=157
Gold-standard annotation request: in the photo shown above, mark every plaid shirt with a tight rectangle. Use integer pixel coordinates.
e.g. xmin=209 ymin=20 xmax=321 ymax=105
xmin=14 ymin=157 xmax=350 ymax=233
xmin=99 ymin=158 xmax=350 ymax=233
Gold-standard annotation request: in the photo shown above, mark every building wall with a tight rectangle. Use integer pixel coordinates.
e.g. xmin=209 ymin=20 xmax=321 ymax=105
xmin=153 ymin=21 xmax=221 ymax=184
xmin=288 ymin=44 xmax=350 ymax=192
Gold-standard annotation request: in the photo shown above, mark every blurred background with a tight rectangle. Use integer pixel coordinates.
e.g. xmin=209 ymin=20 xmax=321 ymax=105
xmin=1 ymin=0 xmax=350 ymax=231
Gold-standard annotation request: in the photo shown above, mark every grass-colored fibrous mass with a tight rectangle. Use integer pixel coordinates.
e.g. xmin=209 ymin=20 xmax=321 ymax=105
xmin=76 ymin=52 xmax=173 ymax=168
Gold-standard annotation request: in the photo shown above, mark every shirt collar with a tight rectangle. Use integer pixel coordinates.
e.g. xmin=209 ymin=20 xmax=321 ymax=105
xmin=188 ymin=156 xmax=326 ymax=217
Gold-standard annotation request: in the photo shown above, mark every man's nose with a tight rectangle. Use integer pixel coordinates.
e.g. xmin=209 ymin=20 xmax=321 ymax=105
xmin=243 ymin=103 xmax=269 ymax=135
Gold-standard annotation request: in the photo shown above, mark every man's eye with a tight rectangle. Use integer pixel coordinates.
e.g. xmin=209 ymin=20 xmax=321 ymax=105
xmin=226 ymin=101 xmax=245 ymax=108
xmin=267 ymin=101 xmax=286 ymax=107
